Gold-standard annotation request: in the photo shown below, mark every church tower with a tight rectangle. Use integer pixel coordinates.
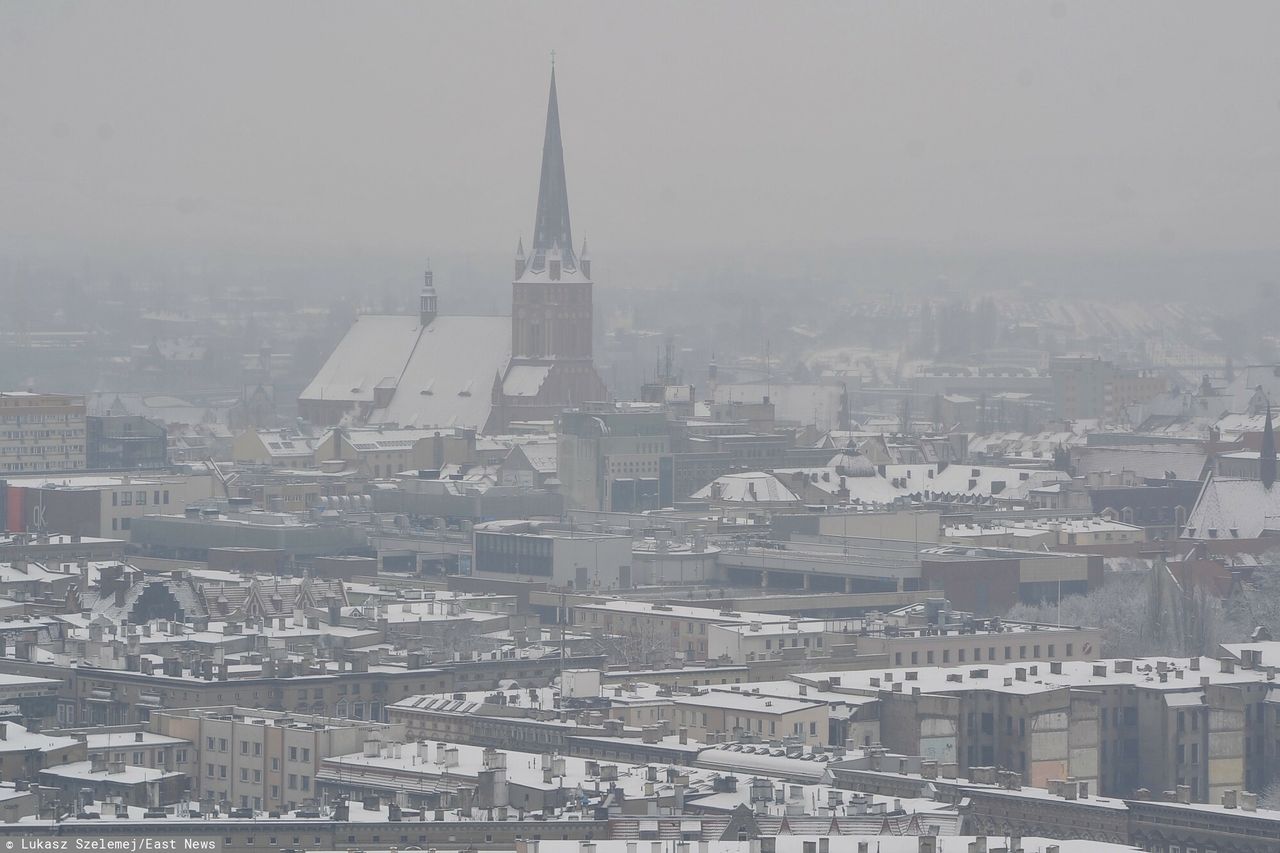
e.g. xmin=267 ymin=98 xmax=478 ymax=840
xmin=419 ymin=264 xmax=437 ymax=326
xmin=511 ymin=67 xmax=595 ymax=361
xmin=490 ymin=66 xmax=607 ymax=431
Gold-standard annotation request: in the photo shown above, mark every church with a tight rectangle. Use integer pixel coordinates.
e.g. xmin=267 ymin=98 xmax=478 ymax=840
xmin=298 ymin=69 xmax=607 ymax=434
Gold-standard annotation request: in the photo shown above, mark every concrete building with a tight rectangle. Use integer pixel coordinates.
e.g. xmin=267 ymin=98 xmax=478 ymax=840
xmin=558 ymin=406 xmax=672 ymax=512
xmin=38 ymin=758 xmax=187 ymax=808
xmin=3 ymin=472 xmax=219 ymax=538
xmin=152 ymin=706 xmax=403 ymax=812
xmin=672 ymin=688 xmax=829 ymax=746
xmin=129 ymin=509 xmax=367 ymax=560
xmin=0 ymin=391 xmax=87 ymax=474
xmin=571 ymin=600 xmax=792 ymax=662
xmin=0 ymin=721 xmax=84 ymax=781
xmin=86 ymin=415 xmax=168 ymax=471
xmin=1051 ymin=356 xmax=1166 ymax=422
xmin=84 ymin=729 xmax=191 ymax=773
xmin=473 ymin=520 xmax=634 ymax=591
xmin=706 ymin=620 xmax=836 ymax=665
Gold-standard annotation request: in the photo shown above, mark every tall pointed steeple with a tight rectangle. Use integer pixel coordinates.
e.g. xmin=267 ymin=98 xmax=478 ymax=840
xmin=529 ymin=66 xmax=576 ymax=270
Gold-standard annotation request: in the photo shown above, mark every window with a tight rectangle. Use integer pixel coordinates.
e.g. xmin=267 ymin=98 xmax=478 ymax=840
xmin=136 ymin=490 xmax=147 ymax=505
xmin=219 ymin=739 xmax=227 ymax=752
xmin=301 ymin=748 xmax=310 ymax=762
xmin=288 ymin=746 xmax=298 ymax=761
xmin=288 ymin=774 xmax=297 ymax=790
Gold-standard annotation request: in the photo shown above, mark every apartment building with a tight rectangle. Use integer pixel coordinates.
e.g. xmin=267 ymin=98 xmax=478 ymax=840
xmin=84 ymin=729 xmax=192 ymax=772
xmin=671 ymin=688 xmax=829 ymax=746
xmin=151 ymin=706 xmax=402 ymax=812
xmin=571 ymin=599 xmax=792 ymax=662
xmin=852 ymin=621 xmax=1104 ymax=670
xmin=797 ymin=653 xmax=1280 ymax=803
xmin=706 ymin=619 xmax=835 ymax=664
xmin=0 ymin=391 xmax=86 ymax=474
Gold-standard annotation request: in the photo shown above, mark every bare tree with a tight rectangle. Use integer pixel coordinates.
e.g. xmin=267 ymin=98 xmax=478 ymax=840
xmin=1008 ymin=567 xmax=1240 ymax=659
xmin=592 ymin=622 xmax=675 ymax=669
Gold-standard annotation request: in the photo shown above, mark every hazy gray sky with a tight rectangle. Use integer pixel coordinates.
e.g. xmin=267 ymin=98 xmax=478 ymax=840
xmin=3 ymin=1 xmax=1279 ymax=259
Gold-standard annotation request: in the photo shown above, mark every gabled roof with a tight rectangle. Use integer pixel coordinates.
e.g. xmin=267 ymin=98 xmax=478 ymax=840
xmin=299 ymin=315 xmax=422 ymax=405
xmin=1183 ymin=474 xmax=1280 ymax=541
xmin=368 ymin=316 xmax=511 ymax=430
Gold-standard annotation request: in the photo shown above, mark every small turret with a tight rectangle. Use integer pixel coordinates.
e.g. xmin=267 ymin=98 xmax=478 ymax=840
xmin=419 ymin=265 xmax=438 ymax=326
xmin=514 ymin=238 xmax=526 ymax=280
xmin=547 ymin=244 xmax=562 ymax=281
xmin=579 ymin=238 xmax=591 ymax=279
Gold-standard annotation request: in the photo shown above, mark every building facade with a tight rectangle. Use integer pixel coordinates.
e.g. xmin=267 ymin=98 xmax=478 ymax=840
xmin=0 ymin=392 xmax=86 ymax=474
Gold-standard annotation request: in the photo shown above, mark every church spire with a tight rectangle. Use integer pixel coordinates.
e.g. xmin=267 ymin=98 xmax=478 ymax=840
xmin=530 ymin=66 xmax=576 ymax=270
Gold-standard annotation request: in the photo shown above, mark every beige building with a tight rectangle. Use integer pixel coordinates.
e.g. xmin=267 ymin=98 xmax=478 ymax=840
xmin=151 ymin=706 xmax=402 ymax=812
xmin=0 ymin=391 xmax=86 ymax=474
xmin=706 ymin=619 xmax=835 ymax=664
xmin=855 ymin=623 xmax=1104 ymax=669
xmin=230 ymin=429 xmax=321 ymax=468
xmin=0 ymin=721 xmax=84 ymax=782
xmin=570 ymin=600 xmax=792 ymax=662
xmin=85 ymin=729 xmax=191 ymax=772
xmin=6 ymin=472 xmax=219 ymax=538
xmin=671 ymin=688 xmax=829 ymax=746
xmin=315 ymin=426 xmax=477 ymax=479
